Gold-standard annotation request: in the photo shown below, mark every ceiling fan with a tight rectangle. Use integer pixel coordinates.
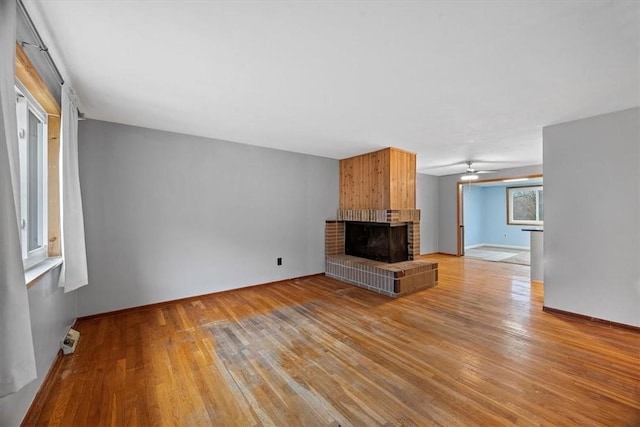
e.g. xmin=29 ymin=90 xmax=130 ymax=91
xmin=460 ymin=161 xmax=497 ymax=181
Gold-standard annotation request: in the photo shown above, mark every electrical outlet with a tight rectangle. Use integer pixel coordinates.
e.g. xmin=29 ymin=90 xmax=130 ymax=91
xmin=277 ymin=257 xmax=282 ymax=266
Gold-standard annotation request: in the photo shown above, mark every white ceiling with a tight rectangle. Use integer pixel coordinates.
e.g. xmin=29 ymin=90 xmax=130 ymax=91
xmin=24 ymin=1 xmax=639 ymax=175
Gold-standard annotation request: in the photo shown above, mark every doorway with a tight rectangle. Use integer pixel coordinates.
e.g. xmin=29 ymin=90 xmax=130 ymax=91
xmin=457 ymin=174 xmax=543 ymax=259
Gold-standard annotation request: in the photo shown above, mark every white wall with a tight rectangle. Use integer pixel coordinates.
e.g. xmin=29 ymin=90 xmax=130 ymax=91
xmin=416 ymin=173 xmax=438 ymax=254
xmin=543 ymin=107 xmax=640 ymax=327
xmin=438 ymin=165 xmax=543 ymax=254
xmin=77 ymin=120 xmax=339 ymax=316
xmin=0 ymin=267 xmax=77 ymax=426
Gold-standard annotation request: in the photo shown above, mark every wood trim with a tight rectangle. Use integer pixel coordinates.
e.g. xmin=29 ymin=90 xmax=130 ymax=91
xmin=543 ymin=306 xmax=640 ymax=332
xmin=20 ymin=349 xmax=65 ymax=426
xmin=78 ymin=274 xmax=324 ymax=321
xmin=15 ymin=43 xmax=60 ymax=116
xmin=456 ymin=182 xmax=462 ymax=256
xmin=456 ymin=173 xmax=543 ymax=187
xmin=47 ymin=116 xmax=61 ymax=256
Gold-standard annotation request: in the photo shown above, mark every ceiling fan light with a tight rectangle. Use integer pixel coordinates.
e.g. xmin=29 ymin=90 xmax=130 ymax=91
xmin=461 ymin=174 xmax=479 ymax=181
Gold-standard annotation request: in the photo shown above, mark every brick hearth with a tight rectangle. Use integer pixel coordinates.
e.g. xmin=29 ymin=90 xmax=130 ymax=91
xmin=325 ymin=214 xmax=437 ymax=297
xmin=325 ymin=254 xmax=438 ymax=297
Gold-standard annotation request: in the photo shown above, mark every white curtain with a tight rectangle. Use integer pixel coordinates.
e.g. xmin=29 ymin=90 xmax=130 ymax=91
xmin=59 ymin=84 xmax=88 ymax=292
xmin=0 ymin=0 xmax=38 ymax=397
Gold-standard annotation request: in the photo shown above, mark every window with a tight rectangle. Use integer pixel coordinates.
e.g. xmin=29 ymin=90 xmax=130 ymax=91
xmin=507 ymin=185 xmax=543 ymax=226
xmin=15 ymin=83 xmax=48 ymax=269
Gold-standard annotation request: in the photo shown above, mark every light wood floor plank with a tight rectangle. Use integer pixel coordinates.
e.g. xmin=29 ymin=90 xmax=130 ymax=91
xmin=22 ymin=255 xmax=640 ymax=426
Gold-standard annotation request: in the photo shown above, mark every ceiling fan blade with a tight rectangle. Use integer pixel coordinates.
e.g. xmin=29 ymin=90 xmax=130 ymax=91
xmin=420 ymin=160 xmax=510 ymax=175
xmin=422 ymin=162 xmax=470 ymax=171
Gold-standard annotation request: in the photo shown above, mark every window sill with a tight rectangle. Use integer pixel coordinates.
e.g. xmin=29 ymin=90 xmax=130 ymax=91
xmin=25 ymin=257 xmax=63 ymax=289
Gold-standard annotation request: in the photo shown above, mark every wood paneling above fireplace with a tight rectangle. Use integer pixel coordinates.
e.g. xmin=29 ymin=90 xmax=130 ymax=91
xmin=339 ymin=147 xmax=416 ymax=210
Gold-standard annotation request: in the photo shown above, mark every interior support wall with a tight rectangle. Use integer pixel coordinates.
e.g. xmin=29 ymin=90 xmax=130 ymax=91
xmin=543 ymin=107 xmax=639 ymax=327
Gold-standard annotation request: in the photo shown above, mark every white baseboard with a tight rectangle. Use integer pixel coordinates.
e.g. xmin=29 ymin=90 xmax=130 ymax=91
xmin=466 ymin=243 xmax=530 ymax=251
xmin=464 ymin=244 xmax=485 ymax=250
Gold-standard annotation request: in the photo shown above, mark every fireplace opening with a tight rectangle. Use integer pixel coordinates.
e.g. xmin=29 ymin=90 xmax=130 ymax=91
xmin=345 ymin=222 xmax=408 ymax=263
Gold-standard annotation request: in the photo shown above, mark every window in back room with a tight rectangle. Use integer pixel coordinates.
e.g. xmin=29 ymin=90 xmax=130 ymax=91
xmin=507 ymin=185 xmax=543 ymax=226
xmin=15 ymin=83 xmax=48 ymax=269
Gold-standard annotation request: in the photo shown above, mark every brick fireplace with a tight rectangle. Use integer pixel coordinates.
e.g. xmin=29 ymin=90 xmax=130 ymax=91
xmin=325 ymin=148 xmax=437 ymax=297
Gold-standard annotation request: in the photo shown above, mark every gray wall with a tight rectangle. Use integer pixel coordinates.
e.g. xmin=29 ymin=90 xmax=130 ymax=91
xmin=0 ymin=267 xmax=77 ymax=427
xmin=438 ymin=165 xmax=543 ymax=255
xmin=77 ymin=120 xmax=339 ymax=316
xmin=543 ymin=107 xmax=640 ymax=327
xmin=416 ymin=173 xmax=439 ymax=254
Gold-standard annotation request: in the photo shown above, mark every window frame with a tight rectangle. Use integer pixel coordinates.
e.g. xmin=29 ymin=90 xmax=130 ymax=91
xmin=506 ymin=185 xmax=543 ymax=226
xmin=15 ymin=81 xmax=49 ymax=269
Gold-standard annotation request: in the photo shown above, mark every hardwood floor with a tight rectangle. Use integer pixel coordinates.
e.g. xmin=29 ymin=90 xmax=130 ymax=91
xmin=23 ymin=255 xmax=640 ymax=426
